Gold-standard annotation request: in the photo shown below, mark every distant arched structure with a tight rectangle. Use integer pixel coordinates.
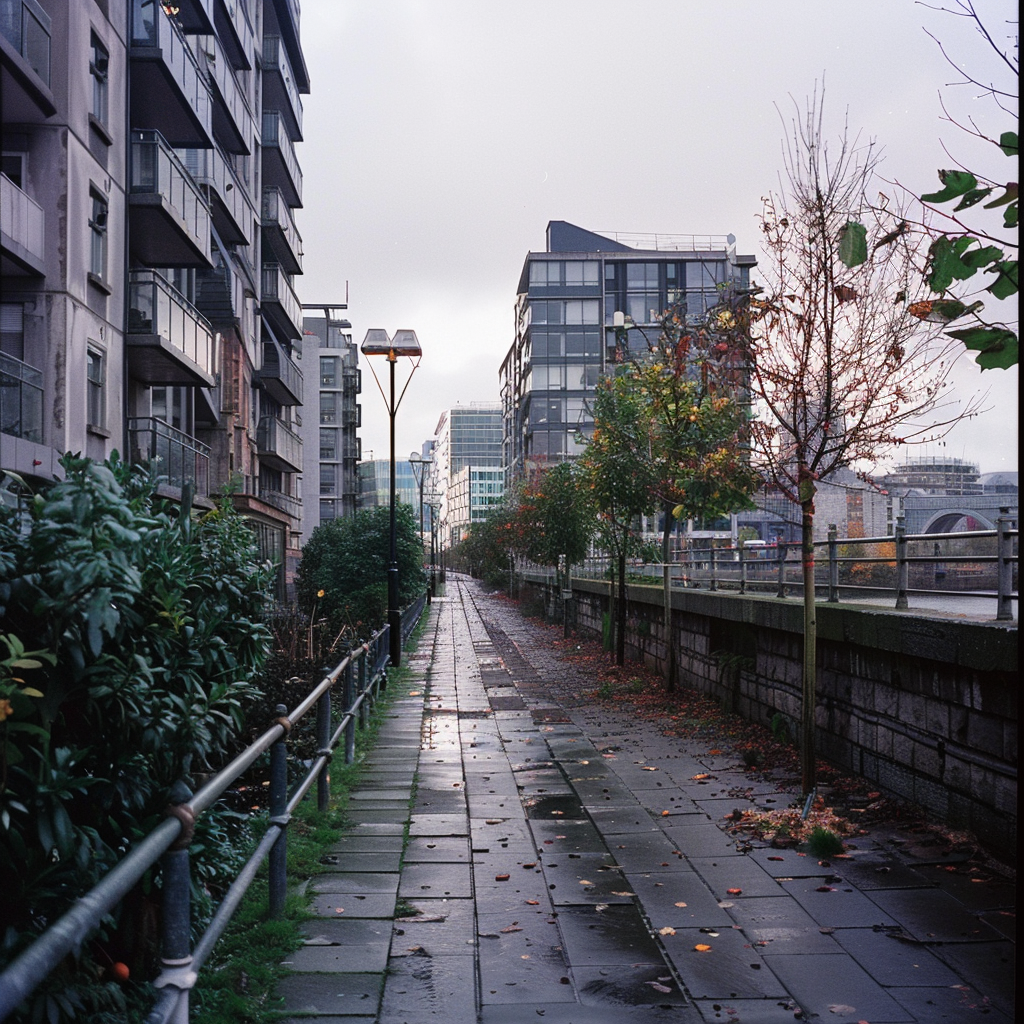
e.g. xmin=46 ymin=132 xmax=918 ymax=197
xmin=922 ymin=509 xmax=997 ymax=534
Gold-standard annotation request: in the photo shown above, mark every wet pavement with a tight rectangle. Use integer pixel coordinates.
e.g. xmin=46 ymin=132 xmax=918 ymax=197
xmin=278 ymin=576 xmax=1016 ymax=1023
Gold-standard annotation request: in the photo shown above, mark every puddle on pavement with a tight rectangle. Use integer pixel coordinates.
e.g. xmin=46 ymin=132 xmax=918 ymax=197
xmin=523 ymin=793 xmax=585 ymax=819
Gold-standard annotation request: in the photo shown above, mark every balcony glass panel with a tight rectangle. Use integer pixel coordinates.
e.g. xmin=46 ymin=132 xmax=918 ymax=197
xmin=128 ymin=416 xmax=210 ymax=495
xmin=0 ymin=172 xmax=44 ymax=263
xmin=257 ymin=415 xmax=302 ymax=472
xmin=128 ymin=269 xmax=215 ymax=376
xmin=261 ymin=336 xmax=303 ymax=405
xmin=1 ymin=0 xmax=51 ymax=86
xmin=261 ymin=262 xmax=302 ymax=339
xmin=181 ymin=144 xmax=254 ymax=245
xmin=130 ymin=0 xmax=212 ymax=140
xmin=131 ymin=130 xmax=211 ymax=252
xmin=261 ymin=34 xmax=303 ymax=137
xmin=261 ymin=111 xmax=302 ymax=205
xmin=201 ymin=31 xmax=253 ymax=152
xmin=261 ymin=187 xmax=302 ymax=271
xmin=0 ymin=351 xmax=43 ymax=442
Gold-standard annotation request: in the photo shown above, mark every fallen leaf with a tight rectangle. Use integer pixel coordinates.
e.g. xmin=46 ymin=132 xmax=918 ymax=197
xmin=522 ymin=862 xmax=537 ymax=869
xmin=520 ymin=954 xmax=531 ymax=959
xmin=662 ymin=810 xmax=671 ymax=817
xmin=727 ymin=888 xmax=743 ymax=895
xmin=768 ymin=856 xmax=784 ymax=861
xmin=611 ymin=891 xmax=636 ymax=897
xmin=674 ymin=902 xmax=688 ymax=908
xmin=525 ymin=900 xmax=540 ymax=905
xmin=501 ymin=926 xmax=522 ymax=933
xmin=708 ymin=749 xmax=723 ymax=755
xmin=579 ymin=880 xmax=593 ymax=886
xmin=646 ymin=982 xmax=673 ymax=993
xmin=816 ymin=885 xmax=836 ymax=892
xmin=694 ymin=943 xmax=712 ymax=952
xmin=642 ymin=766 xmax=659 ymax=771
xmin=828 ymin=1005 xmax=856 ymax=1014
xmin=659 ymin=927 xmax=676 ymax=936
xmin=692 ymin=773 xmax=711 ymax=780
xmin=495 ymin=874 xmax=510 ymax=881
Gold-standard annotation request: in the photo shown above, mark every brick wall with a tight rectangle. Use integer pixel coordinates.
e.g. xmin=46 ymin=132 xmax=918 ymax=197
xmin=526 ymin=576 xmax=1017 ymax=860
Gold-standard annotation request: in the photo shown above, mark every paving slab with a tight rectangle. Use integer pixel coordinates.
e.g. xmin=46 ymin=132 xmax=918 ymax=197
xmin=831 ymin=927 xmax=962 ymax=986
xmin=555 ymin=904 xmax=667 ymax=967
xmin=403 ymin=836 xmax=471 ymax=862
xmin=379 ymin=951 xmax=478 ymax=1023
xmin=865 ymin=885 xmax=1005 ymax=942
xmin=659 ymin=926 xmax=787 ymax=1000
xmin=480 ymin=1005 xmax=700 ymax=1023
xmin=311 ymin=872 xmax=399 ymax=895
xmin=275 ymin=971 xmax=383 ymax=1016
xmin=308 ymin=891 xmax=396 ymax=919
xmin=778 ymin=877 xmax=899 ymax=928
xmin=283 ymin=941 xmax=389 ymax=973
xmin=574 ymin=963 xmax=688 ymax=1007
xmin=693 ymin=999 xmax=805 ymax=1023
xmin=889 ymin=984 xmax=1014 ymax=1022
xmin=391 ymin=898 xmax=476 ymax=956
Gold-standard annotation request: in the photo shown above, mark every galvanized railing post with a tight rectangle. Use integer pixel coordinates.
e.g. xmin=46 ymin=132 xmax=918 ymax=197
xmin=149 ymin=783 xmax=196 ymax=1024
xmin=709 ymin=544 xmax=717 ymax=591
xmin=344 ymin=661 xmax=356 ymax=764
xmin=380 ymin=624 xmax=389 ymax=691
xmin=316 ymin=686 xmax=332 ymax=813
xmin=894 ymin=517 xmax=909 ymax=609
xmin=269 ymin=705 xmax=290 ymax=918
xmin=358 ymin=646 xmax=369 ymax=729
xmin=827 ymin=524 xmax=839 ymax=603
xmin=739 ymin=542 xmax=747 ymax=595
xmin=996 ymin=506 xmax=1015 ymax=621
xmin=776 ymin=541 xmax=787 ymax=598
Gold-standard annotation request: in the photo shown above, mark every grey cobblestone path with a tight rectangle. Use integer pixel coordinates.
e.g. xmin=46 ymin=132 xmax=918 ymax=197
xmin=278 ymin=576 xmax=1015 ymax=1024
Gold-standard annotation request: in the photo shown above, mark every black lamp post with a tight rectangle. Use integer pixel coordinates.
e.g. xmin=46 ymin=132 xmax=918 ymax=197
xmin=409 ymin=451 xmax=431 ymax=599
xmin=360 ymin=328 xmax=422 ymax=668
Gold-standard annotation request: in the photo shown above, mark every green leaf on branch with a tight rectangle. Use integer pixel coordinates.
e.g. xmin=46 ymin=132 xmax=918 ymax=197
xmin=921 ymin=169 xmax=978 ymax=204
xmin=958 ymin=244 xmax=1004 ymax=270
xmin=1003 ymin=203 xmax=1018 ymax=229
xmin=947 ymin=327 xmax=1019 ymax=370
xmin=927 ymin=236 xmax=980 ymax=291
xmin=982 ymin=183 xmax=1018 ymax=208
xmin=985 ymin=260 xmax=1018 ymax=300
xmin=998 ymin=131 xmax=1018 ymax=157
xmin=837 ymin=221 xmax=867 ymax=268
xmin=953 ymin=187 xmax=993 ymax=211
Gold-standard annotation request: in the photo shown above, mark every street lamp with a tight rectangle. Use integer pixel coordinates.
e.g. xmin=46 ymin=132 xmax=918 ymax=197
xmin=424 ymin=491 xmax=441 ymax=597
xmin=409 ymin=451 xmax=431 ymax=599
xmin=360 ymin=328 xmax=422 ymax=668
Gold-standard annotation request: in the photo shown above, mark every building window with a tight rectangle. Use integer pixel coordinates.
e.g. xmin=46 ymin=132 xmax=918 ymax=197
xmin=320 ymin=463 xmax=336 ymax=494
xmin=90 ymin=34 xmax=109 ymax=124
xmin=319 ymin=392 xmax=337 ymax=423
xmin=320 ymin=428 xmax=337 ymax=460
xmin=87 ymin=348 xmax=106 ymax=428
xmin=1 ymin=303 xmax=25 ymax=359
xmin=320 ymin=356 xmax=337 ymax=386
xmin=89 ymin=192 xmax=108 ymax=279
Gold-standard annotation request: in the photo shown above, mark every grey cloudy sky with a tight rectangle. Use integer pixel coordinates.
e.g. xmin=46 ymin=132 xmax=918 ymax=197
xmin=297 ymin=0 xmax=1018 ymax=475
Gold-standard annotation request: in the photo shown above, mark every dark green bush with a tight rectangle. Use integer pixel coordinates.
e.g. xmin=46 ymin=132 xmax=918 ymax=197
xmin=0 ymin=455 xmax=273 ymax=1019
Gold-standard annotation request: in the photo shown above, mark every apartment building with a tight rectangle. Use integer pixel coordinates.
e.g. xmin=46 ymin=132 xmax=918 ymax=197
xmin=299 ymin=305 xmax=361 ymax=546
xmin=499 ymin=220 xmax=756 ymax=486
xmin=427 ymin=403 xmax=503 ymax=550
xmin=1 ymin=0 xmax=309 ymax=598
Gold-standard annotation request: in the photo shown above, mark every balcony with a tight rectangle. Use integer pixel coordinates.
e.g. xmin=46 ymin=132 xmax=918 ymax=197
xmin=258 ymin=335 xmax=303 ymax=406
xmin=130 ymin=0 xmax=212 ymax=147
xmin=130 ymin=130 xmax=212 ymax=267
xmin=0 ymin=350 xmax=42 ymax=442
xmin=213 ymin=0 xmax=254 ymax=71
xmin=182 ymin=145 xmax=253 ymax=246
xmin=261 ymin=262 xmax=302 ymax=340
xmin=259 ymin=487 xmax=302 ymax=520
xmin=261 ymin=111 xmax=302 ymax=207
xmin=261 ymin=188 xmax=302 ymax=273
xmin=200 ymin=31 xmax=253 ymax=154
xmin=128 ymin=416 xmax=210 ymax=497
xmin=269 ymin=0 xmax=308 ymax=93
xmin=257 ymin=415 xmax=302 ymax=474
xmin=0 ymin=0 xmax=55 ymax=119
xmin=1 ymin=172 xmax=44 ymax=275
xmin=126 ymin=269 xmax=216 ymax=387
xmin=172 ymin=0 xmax=215 ymax=35
xmin=261 ymin=35 xmax=303 ymax=140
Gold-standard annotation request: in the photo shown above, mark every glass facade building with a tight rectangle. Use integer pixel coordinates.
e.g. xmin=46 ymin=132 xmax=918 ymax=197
xmin=500 ymin=221 xmax=756 ymax=485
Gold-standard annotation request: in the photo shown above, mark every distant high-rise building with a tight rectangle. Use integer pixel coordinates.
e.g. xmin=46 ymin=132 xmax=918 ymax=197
xmin=880 ymin=457 xmax=983 ymax=496
xmin=300 ymin=306 xmax=361 ymax=545
xmin=428 ymin=404 xmax=503 ymax=550
xmin=500 ymin=221 xmax=756 ymax=486
xmin=1 ymin=0 xmax=310 ymax=600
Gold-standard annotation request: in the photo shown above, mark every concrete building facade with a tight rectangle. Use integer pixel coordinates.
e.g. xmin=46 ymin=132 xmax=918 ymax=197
xmin=1 ymin=0 xmax=310 ymax=599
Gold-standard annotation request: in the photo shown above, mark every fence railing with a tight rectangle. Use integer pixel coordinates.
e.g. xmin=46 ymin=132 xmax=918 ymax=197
xmin=0 ymin=601 xmax=426 ymax=1022
xmin=571 ymin=511 xmax=1018 ymax=622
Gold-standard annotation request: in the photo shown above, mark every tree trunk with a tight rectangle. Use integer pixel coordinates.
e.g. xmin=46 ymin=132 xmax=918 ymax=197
xmin=662 ymin=501 xmax=675 ymax=691
xmin=617 ymin=550 xmax=626 ymax=666
xmin=800 ymin=493 xmax=817 ymax=796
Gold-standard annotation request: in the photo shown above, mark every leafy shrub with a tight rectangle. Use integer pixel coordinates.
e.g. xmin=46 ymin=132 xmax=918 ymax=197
xmin=0 ymin=455 xmax=273 ymax=1018
xmin=806 ymin=826 xmax=845 ymax=858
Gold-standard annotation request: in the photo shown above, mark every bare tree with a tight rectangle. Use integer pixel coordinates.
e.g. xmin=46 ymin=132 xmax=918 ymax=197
xmin=748 ymin=88 xmax=984 ymax=795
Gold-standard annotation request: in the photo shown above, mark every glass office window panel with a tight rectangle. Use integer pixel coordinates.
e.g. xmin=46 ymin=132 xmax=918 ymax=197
xmin=319 ymin=392 xmax=337 ymax=423
xmin=564 ymin=299 xmax=599 ymax=325
xmin=627 ymin=293 xmax=661 ymax=324
xmin=320 ymin=356 xmax=337 ymax=386
xmin=320 ymin=428 xmax=337 ymax=460
xmin=565 ymin=329 xmax=585 ymax=355
xmin=583 ymin=364 xmax=602 ymax=388
xmin=584 ymin=329 xmax=602 ymax=356
xmin=320 ymin=464 xmax=336 ymax=494
xmin=627 ymin=263 xmax=659 ymax=289
xmin=690 ymin=261 xmax=724 ymax=289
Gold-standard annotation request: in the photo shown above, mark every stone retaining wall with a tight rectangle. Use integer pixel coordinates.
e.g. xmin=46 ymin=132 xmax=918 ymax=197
xmin=524 ymin=576 xmax=1017 ymax=860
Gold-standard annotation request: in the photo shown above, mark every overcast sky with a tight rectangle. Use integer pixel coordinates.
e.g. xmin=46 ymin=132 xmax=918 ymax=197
xmin=297 ymin=0 xmax=1018 ymax=476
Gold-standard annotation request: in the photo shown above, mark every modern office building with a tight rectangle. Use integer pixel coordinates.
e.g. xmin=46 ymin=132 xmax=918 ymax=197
xmin=500 ymin=221 xmax=756 ymax=486
xmin=879 ymin=456 xmax=984 ymax=496
xmin=427 ymin=403 xmax=503 ymax=549
xmin=299 ymin=305 xmax=360 ymax=546
xmin=358 ymin=458 xmax=421 ymax=512
xmin=1 ymin=0 xmax=309 ymax=598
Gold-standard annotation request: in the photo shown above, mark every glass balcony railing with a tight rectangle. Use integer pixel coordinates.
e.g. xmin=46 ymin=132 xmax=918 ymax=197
xmin=130 ymin=0 xmax=212 ymax=144
xmin=257 ymin=415 xmax=302 ymax=473
xmin=201 ymin=30 xmax=253 ymax=152
xmin=0 ymin=0 xmax=51 ymax=86
xmin=128 ymin=269 xmax=215 ymax=378
xmin=0 ymin=350 xmax=43 ymax=442
xmin=261 ymin=187 xmax=302 ymax=272
xmin=182 ymin=144 xmax=254 ymax=246
xmin=261 ymin=110 xmax=302 ymax=206
xmin=131 ymin=130 xmax=211 ymax=261
xmin=259 ymin=487 xmax=302 ymax=519
xmin=128 ymin=416 xmax=210 ymax=495
xmin=1 ymin=172 xmax=44 ymax=267
xmin=260 ymin=336 xmax=303 ymax=406
xmin=261 ymin=262 xmax=303 ymax=340
xmin=261 ymin=34 xmax=303 ymax=138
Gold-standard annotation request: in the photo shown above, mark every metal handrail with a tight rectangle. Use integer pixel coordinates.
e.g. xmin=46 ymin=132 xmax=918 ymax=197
xmin=0 ymin=596 xmax=426 ymax=1022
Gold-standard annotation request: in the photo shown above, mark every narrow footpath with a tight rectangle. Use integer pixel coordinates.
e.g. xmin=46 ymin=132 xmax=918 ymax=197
xmin=276 ymin=576 xmax=1015 ymax=1024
